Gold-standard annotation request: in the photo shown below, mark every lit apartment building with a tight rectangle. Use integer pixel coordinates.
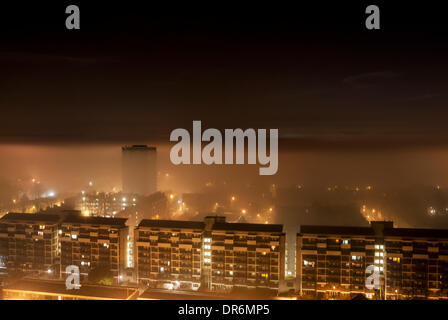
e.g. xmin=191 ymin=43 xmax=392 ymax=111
xmin=205 ymin=217 xmax=285 ymax=293
xmin=135 ymin=216 xmax=285 ymax=293
xmin=0 ymin=212 xmax=129 ymax=283
xmin=135 ymin=219 xmax=204 ymax=290
xmin=59 ymin=215 xmax=129 ymax=282
xmin=77 ymin=191 xmax=134 ymax=218
xmin=297 ymin=221 xmax=448 ymax=299
xmin=0 ymin=213 xmax=61 ymax=275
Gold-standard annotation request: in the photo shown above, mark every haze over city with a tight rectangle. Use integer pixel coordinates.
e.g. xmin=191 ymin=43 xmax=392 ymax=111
xmin=0 ymin=2 xmax=448 ymax=302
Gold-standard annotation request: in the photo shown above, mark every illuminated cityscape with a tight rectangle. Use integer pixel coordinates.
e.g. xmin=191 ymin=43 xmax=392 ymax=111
xmin=0 ymin=2 xmax=447 ymax=309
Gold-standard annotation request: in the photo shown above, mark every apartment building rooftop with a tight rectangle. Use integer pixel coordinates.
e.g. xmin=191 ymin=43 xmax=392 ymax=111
xmin=0 ymin=212 xmax=61 ymax=223
xmin=299 ymin=221 xmax=448 ymax=239
xmin=384 ymin=227 xmax=448 ymax=239
xmin=1 ymin=212 xmax=128 ymax=227
xmin=138 ymin=219 xmax=205 ymax=229
xmin=122 ymin=145 xmax=156 ymax=151
xmin=299 ymin=225 xmax=375 ymax=236
xmin=62 ymin=215 xmax=128 ymax=227
xmin=137 ymin=217 xmax=283 ymax=233
xmin=212 ymin=222 xmax=283 ymax=233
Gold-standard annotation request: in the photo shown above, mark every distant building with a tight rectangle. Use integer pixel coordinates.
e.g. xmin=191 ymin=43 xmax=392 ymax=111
xmin=122 ymin=145 xmax=157 ymax=196
xmin=71 ymin=191 xmax=134 ymax=218
xmin=297 ymin=221 xmax=448 ymax=300
xmin=118 ymin=191 xmax=168 ymax=228
xmin=135 ymin=216 xmax=285 ymax=294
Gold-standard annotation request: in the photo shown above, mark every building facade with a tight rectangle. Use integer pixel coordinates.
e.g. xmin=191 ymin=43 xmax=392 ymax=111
xmin=135 ymin=219 xmax=204 ymax=290
xmin=59 ymin=215 xmax=128 ymax=281
xmin=77 ymin=191 xmax=133 ymax=218
xmin=0 ymin=212 xmax=129 ymax=283
xmin=297 ymin=221 xmax=448 ymax=299
xmin=135 ymin=216 xmax=285 ymax=293
xmin=0 ymin=213 xmax=61 ymax=275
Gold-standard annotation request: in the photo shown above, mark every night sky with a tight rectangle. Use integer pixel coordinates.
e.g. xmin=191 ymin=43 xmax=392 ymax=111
xmin=0 ymin=2 xmax=448 ymax=194
xmin=0 ymin=2 xmax=446 ymax=149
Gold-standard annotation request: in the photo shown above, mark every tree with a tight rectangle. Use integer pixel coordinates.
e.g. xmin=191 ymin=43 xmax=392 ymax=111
xmin=88 ymin=265 xmax=114 ymax=285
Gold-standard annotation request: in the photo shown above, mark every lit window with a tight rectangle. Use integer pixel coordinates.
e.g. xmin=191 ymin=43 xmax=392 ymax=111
xmin=379 ymin=245 xmax=384 ymax=250
xmin=342 ymin=240 xmax=349 ymax=245
xmin=304 ymin=260 xmax=309 ymax=266
xmin=375 ymin=252 xmax=380 ymax=257
xmin=229 ymin=271 xmax=233 ymax=275
xmin=375 ymin=245 xmax=379 ymax=250
xmin=204 ymin=251 xmax=211 ymax=256
xmin=375 ymin=259 xmax=380 ymax=264
xmin=71 ymin=234 xmax=77 ymax=240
